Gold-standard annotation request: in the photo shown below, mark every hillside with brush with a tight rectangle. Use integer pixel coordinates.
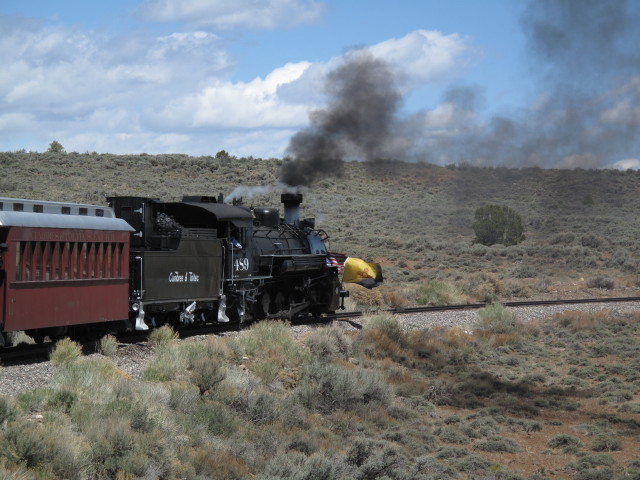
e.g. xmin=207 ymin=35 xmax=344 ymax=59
xmin=2 ymin=151 xmax=640 ymax=303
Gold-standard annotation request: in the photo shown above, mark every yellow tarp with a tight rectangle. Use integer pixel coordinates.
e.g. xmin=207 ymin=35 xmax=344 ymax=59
xmin=342 ymin=257 xmax=383 ymax=284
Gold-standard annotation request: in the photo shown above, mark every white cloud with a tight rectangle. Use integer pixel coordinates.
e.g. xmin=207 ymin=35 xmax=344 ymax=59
xmin=188 ymin=62 xmax=313 ymax=128
xmin=370 ymin=30 xmax=474 ymax=88
xmin=138 ymin=0 xmax=326 ymax=30
xmin=0 ymin=11 xmax=473 ymax=157
xmin=603 ymin=158 xmax=640 ymax=170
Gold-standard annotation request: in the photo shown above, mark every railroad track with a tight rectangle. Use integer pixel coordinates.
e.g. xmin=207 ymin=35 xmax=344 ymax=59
xmin=329 ymin=295 xmax=640 ymax=321
xmin=3 ymin=295 xmax=640 ymax=363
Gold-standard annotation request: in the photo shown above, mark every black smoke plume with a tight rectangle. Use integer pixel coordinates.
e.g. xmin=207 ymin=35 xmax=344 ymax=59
xmin=431 ymin=0 xmax=640 ymax=168
xmin=281 ymin=0 xmax=639 ymax=182
xmin=280 ymin=50 xmax=402 ymax=187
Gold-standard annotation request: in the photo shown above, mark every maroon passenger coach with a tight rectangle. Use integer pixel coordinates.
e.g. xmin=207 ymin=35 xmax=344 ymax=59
xmin=0 ymin=197 xmax=134 ymax=345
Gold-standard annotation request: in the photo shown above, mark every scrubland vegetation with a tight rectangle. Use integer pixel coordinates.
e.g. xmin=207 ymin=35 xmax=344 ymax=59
xmin=0 ymin=309 xmax=638 ymax=479
xmin=2 ymin=151 xmax=640 ymax=478
xmin=2 ymin=150 xmax=640 ymax=304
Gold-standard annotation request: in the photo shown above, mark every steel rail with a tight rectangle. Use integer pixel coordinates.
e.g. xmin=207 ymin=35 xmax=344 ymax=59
xmin=330 ymin=295 xmax=640 ymax=322
xmin=4 ymin=296 xmax=640 ymax=363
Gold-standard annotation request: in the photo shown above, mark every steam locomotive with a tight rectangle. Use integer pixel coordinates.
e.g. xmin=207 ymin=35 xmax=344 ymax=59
xmin=0 ymin=193 xmax=347 ymax=345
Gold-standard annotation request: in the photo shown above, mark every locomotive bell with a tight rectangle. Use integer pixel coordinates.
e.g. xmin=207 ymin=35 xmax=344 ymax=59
xmin=281 ymin=193 xmax=302 ymax=225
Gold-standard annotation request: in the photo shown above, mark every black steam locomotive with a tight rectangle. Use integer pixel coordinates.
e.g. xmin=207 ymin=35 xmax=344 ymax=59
xmin=109 ymin=192 xmax=347 ymax=331
xmin=0 ymin=193 xmax=347 ymax=345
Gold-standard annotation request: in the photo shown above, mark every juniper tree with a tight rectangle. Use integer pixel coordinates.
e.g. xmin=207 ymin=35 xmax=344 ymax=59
xmin=472 ymin=204 xmax=525 ymax=246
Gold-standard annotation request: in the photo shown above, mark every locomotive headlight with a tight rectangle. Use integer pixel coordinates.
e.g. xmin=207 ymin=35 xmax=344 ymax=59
xmin=132 ymin=303 xmax=140 ymax=312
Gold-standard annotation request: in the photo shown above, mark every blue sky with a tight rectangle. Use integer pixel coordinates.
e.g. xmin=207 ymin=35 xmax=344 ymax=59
xmin=1 ymin=0 xmax=638 ymax=168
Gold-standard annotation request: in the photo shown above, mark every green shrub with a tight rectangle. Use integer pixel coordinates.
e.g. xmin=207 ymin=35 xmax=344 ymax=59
xmin=196 ymin=401 xmax=240 ymax=437
xmin=304 ymin=324 xmax=351 ymax=361
xmin=591 ymin=433 xmax=622 ymax=452
xmin=148 ymin=325 xmax=179 ymax=346
xmin=452 ymin=454 xmax=491 ymax=473
xmin=574 ymin=467 xmax=614 ymax=480
xmin=296 ymin=361 xmax=392 ymax=414
xmin=416 ymin=280 xmax=466 ymax=306
xmin=547 ymin=433 xmax=584 ymax=452
xmin=474 ymin=436 xmax=521 ymax=453
xmin=472 ymin=204 xmax=525 ymax=246
xmin=191 ymin=358 xmax=225 ymax=395
xmin=86 ymin=418 xmax=149 ymax=478
xmin=258 ymin=451 xmax=342 ymax=480
xmin=587 ymin=276 xmax=616 ymax=290
xmin=97 ymin=334 xmax=119 ymax=357
xmin=237 ymin=321 xmax=308 ymax=372
xmin=50 ymin=338 xmax=82 ymax=366
xmin=142 ymin=343 xmax=187 ymax=381
xmin=476 ymin=304 xmax=518 ymax=334
xmin=364 ymin=312 xmax=404 ymax=343
xmin=47 ymin=140 xmax=65 ymax=153
xmin=0 ymin=396 xmax=17 ymax=424
xmin=436 ymin=427 xmax=469 ymax=444
xmin=52 ymin=357 xmax=125 ymax=400
xmin=1 ymin=420 xmax=84 ymax=477
xmin=510 ymin=264 xmax=538 ymax=278
xmin=581 ymin=234 xmax=604 ymax=249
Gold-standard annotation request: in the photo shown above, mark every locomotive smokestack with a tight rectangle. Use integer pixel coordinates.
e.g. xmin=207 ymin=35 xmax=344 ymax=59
xmin=281 ymin=193 xmax=302 ymax=225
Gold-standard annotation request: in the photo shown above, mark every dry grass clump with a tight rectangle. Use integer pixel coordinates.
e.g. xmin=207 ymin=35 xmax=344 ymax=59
xmin=359 ymin=314 xmax=412 ymax=365
xmin=474 ymin=304 xmax=521 ymax=345
xmin=404 ymin=326 xmax=477 ymax=369
xmin=97 ymin=334 xmax=119 ymax=357
xmin=416 ymin=280 xmax=467 ymax=306
xmin=460 ymin=273 xmax=505 ymax=303
xmin=304 ymin=324 xmax=352 ymax=361
xmin=345 ymin=283 xmax=386 ymax=310
xmin=552 ymin=310 xmax=610 ymax=332
xmin=50 ymin=338 xmax=82 ymax=366
xmin=236 ymin=320 xmax=309 ymax=383
xmin=378 ymin=285 xmax=411 ymax=308
xmin=148 ymin=325 xmax=179 ymax=346
xmin=587 ymin=275 xmax=616 ymax=289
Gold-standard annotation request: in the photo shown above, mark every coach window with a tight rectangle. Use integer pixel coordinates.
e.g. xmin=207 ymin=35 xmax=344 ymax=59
xmin=96 ymin=209 xmax=104 ymax=217
xmin=80 ymin=243 xmax=87 ymax=278
xmin=104 ymin=243 xmax=111 ymax=277
xmin=13 ymin=203 xmax=23 ymax=212
xmin=0 ymin=202 xmax=3 ymax=210
xmin=61 ymin=207 xmax=71 ymax=215
xmin=23 ymin=243 xmax=31 ymax=281
xmin=62 ymin=242 xmax=70 ymax=280
xmin=15 ymin=243 xmax=21 ymax=281
xmin=91 ymin=243 xmax=97 ymax=278
xmin=71 ymin=242 xmax=79 ymax=279
xmin=97 ymin=243 xmax=103 ymax=278
xmin=34 ymin=242 xmax=43 ymax=281
xmin=79 ymin=208 xmax=88 ymax=216
xmin=115 ymin=243 xmax=122 ymax=277
xmin=85 ymin=243 xmax=91 ymax=278
xmin=33 ymin=205 xmax=43 ymax=213
xmin=53 ymin=242 xmax=61 ymax=280
xmin=44 ymin=242 xmax=52 ymax=280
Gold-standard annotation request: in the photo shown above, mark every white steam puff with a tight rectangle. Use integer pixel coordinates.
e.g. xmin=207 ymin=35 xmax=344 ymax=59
xmin=224 ymin=183 xmax=307 ymax=203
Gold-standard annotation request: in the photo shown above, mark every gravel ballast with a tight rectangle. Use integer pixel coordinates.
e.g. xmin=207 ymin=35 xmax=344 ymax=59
xmin=2 ymin=300 xmax=639 ymax=397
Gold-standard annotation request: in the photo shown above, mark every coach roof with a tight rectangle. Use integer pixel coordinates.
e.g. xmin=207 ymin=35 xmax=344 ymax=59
xmin=0 ymin=211 xmax=135 ymax=231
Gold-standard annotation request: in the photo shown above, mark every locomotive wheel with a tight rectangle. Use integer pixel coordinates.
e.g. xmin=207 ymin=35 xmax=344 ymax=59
xmin=31 ymin=331 xmax=46 ymax=344
xmin=261 ymin=292 xmax=271 ymax=317
xmin=274 ymin=292 xmax=285 ymax=313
